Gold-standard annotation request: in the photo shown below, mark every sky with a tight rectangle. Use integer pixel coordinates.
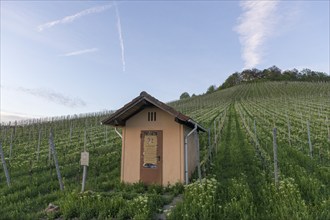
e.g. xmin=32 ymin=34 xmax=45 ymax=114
xmin=1 ymin=0 xmax=329 ymax=123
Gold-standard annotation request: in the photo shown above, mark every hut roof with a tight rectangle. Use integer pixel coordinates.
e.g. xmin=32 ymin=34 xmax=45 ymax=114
xmin=101 ymin=91 xmax=206 ymax=132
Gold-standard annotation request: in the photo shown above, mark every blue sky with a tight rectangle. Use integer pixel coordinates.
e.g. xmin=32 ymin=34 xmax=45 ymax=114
xmin=1 ymin=1 xmax=329 ymax=122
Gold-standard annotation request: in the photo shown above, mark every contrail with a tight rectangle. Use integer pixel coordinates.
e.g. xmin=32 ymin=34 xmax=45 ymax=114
xmin=234 ymin=1 xmax=279 ymax=69
xmin=114 ymin=2 xmax=126 ymax=72
xmin=60 ymin=48 xmax=99 ymax=57
xmin=38 ymin=4 xmax=113 ymax=32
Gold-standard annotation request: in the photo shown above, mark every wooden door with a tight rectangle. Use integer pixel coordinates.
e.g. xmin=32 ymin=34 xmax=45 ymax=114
xmin=140 ymin=130 xmax=163 ymax=185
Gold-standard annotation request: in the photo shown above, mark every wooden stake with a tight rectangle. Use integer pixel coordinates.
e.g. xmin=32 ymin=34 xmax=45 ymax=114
xmin=69 ymin=122 xmax=73 ymax=144
xmin=286 ymin=113 xmax=291 ymax=147
xmin=208 ymin=128 xmax=211 ymax=164
xmin=105 ymin=126 xmax=108 ymax=145
xmin=214 ymin=120 xmax=217 ymax=146
xmin=273 ymin=128 xmax=279 ymax=187
xmin=0 ymin=142 xmax=11 ymax=187
xmin=254 ymin=119 xmax=258 ymax=147
xmin=48 ymin=128 xmax=52 ymax=165
xmin=307 ymin=121 xmax=313 ymax=158
xmin=217 ymin=118 xmax=221 ymax=155
xmin=37 ymin=127 xmax=41 ymax=162
xmin=326 ymin=116 xmax=330 ymax=142
xmin=9 ymin=129 xmax=13 ymax=160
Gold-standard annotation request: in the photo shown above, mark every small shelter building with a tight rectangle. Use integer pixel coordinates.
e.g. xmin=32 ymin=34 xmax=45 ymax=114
xmin=102 ymin=91 xmax=206 ymax=185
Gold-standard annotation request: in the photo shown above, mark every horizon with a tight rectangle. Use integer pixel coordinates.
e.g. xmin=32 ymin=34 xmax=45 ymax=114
xmin=1 ymin=80 xmax=328 ymax=125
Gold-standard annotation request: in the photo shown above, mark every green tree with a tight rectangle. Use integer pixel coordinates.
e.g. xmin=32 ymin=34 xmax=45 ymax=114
xmin=206 ymin=85 xmax=217 ymax=94
xmin=180 ymin=92 xmax=190 ymax=100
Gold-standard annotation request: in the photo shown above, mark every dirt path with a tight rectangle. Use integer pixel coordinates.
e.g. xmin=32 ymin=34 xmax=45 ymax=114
xmin=154 ymin=194 xmax=183 ymax=220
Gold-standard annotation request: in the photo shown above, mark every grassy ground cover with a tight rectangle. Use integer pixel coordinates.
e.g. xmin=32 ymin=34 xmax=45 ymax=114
xmin=1 ymin=81 xmax=329 ymax=219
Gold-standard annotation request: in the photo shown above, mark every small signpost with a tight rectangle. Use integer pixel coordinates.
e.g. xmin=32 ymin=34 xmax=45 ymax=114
xmin=81 ymin=152 xmax=89 ymax=192
xmin=81 ymin=152 xmax=89 ymax=166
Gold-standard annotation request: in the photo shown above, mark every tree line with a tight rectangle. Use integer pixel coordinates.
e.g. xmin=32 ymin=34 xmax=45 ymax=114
xmin=180 ymin=66 xmax=330 ymax=99
xmin=219 ymin=66 xmax=329 ymax=90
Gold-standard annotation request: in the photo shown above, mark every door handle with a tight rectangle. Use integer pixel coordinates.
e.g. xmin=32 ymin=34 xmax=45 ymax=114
xmin=157 ymin=156 xmax=161 ymax=161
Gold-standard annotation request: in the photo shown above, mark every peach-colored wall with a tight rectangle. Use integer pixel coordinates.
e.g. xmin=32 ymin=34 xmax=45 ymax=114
xmin=121 ymin=107 xmax=184 ymax=185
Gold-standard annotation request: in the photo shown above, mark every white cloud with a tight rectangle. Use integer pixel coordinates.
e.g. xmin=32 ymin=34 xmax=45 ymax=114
xmin=234 ymin=1 xmax=279 ymax=69
xmin=60 ymin=48 xmax=99 ymax=57
xmin=17 ymin=87 xmax=86 ymax=108
xmin=37 ymin=4 xmax=113 ymax=32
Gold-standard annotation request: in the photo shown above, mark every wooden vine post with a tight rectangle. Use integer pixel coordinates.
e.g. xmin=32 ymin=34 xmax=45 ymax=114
xmin=208 ymin=128 xmax=212 ymax=164
xmin=254 ymin=119 xmax=258 ymax=147
xmin=273 ymin=128 xmax=279 ymax=187
xmin=208 ymin=128 xmax=212 ymax=158
xmin=37 ymin=126 xmax=41 ymax=162
xmin=0 ymin=142 xmax=11 ymax=187
xmin=9 ymin=128 xmax=14 ymax=160
xmin=326 ymin=116 xmax=330 ymax=142
xmin=214 ymin=120 xmax=217 ymax=152
xmin=69 ymin=122 xmax=73 ymax=144
xmin=48 ymin=128 xmax=52 ymax=165
xmin=195 ymin=130 xmax=201 ymax=181
xmin=307 ymin=121 xmax=313 ymax=158
xmin=105 ymin=126 xmax=108 ymax=145
xmin=49 ymin=129 xmax=64 ymax=191
xmin=286 ymin=113 xmax=291 ymax=147
xmin=217 ymin=117 xmax=221 ymax=155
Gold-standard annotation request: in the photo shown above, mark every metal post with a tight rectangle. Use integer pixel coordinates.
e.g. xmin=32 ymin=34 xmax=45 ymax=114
xmin=69 ymin=122 xmax=73 ymax=144
xmin=307 ymin=121 xmax=313 ymax=158
xmin=208 ymin=128 xmax=211 ymax=161
xmin=287 ymin=115 xmax=291 ymax=147
xmin=82 ymin=165 xmax=87 ymax=192
xmin=105 ymin=126 xmax=108 ymax=145
xmin=207 ymin=128 xmax=212 ymax=164
xmin=326 ymin=116 xmax=330 ymax=142
xmin=9 ymin=129 xmax=13 ymax=160
xmin=84 ymin=128 xmax=87 ymax=152
xmin=49 ymin=129 xmax=64 ymax=191
xmin=195 ymin=131 xmax=201 ymax=181
xmin=254 ymin=119 xmax=258 ymax=147
xmin=273 ymin=128 xmax=279 ymax=187
xmin=184 ymin=124 xmax=198 ymax=184
xmin=115 ymin=127 xmax=122 ymax=139
xmin=37 ymin=127 xmax=41 ymax=161
xmin=217 ymin=118 xmax=221 ymax=155
xmin=48 ymin=128 xmax=52 ymax=165
xmin=0 ymin=142 xmax=11 ymax=187
xmin=14 ymin=121 xmax=17 ymax=137
xmin=214 ymin=120 xmax=217 ymax=146
xmin=81 ymin=128 xmax=88 ymax=192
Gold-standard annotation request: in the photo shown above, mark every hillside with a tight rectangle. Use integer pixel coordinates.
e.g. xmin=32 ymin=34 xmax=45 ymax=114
xmin=1 ymin=81 xmax=330 ymax=219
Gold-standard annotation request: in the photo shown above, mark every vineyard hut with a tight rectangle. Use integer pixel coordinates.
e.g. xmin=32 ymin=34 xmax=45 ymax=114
xmin=101 ymin=91 xmax=206 ymax=185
